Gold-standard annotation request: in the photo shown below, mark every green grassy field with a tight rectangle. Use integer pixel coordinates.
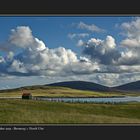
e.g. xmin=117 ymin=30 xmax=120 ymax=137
xmin=0 ymin=86 xmax=140 ymax=123
xmin=0 ymin=86 xmax=138 ymax=98
xmin=0 ymin=99 xmax=140 ymax=123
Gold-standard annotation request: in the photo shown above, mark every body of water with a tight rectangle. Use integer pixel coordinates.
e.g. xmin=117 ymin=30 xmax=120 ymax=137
xmin=35 ymin=96 xmax=140 ymax=103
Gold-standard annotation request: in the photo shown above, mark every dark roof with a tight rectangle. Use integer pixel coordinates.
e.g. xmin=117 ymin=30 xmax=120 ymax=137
xmin=22 ymin=93 xmax=32 ymax=96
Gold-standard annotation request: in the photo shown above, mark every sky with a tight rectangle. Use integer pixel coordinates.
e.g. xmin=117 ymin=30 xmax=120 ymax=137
xmin=0 ymin=16 xmax=140 ymax=89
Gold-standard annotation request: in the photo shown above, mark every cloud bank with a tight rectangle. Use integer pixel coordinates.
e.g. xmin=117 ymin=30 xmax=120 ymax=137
xmin=0 ymin=17 xmax=140 ymax=87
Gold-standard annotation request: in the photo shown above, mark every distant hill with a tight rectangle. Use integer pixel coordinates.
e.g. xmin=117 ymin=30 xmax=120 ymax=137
xmin=113 ymin=81 xmax=140 ymax=92
xmin=47 ymin=80 xmax=140 ymax=92
xmin=0 ymin=80 xmax=140 ymax=93
xmin=47 ymin=81 xmax=110 ymax=92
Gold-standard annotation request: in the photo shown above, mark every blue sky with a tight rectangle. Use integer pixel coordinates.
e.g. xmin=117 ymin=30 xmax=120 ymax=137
xmin=0 ymin=16 xmax=140 ymax=89
xmin=0 ymin=16 xmax=132 ymax=56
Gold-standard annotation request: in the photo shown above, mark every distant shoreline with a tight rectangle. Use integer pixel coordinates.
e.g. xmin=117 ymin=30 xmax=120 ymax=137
xmin=35 ymin=96 xmax=125 ymax=98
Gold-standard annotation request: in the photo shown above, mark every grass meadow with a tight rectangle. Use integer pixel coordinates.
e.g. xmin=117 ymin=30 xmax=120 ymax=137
xmin=0 ymin=99 xmax=140 ymax=123
xmin=0 ymin=86 xmax=140 ymax=124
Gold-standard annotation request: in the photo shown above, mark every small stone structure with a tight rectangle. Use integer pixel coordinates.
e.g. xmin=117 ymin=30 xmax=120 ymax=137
xmin=22 ymin=93 xmax=32 ymax=99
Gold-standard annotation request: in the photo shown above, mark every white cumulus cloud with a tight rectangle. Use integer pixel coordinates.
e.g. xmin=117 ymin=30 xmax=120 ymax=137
xmin=9 ymin=26 xmax=34 ymax=48
xmin=82 ymin=35 xmax=120 ymax=65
